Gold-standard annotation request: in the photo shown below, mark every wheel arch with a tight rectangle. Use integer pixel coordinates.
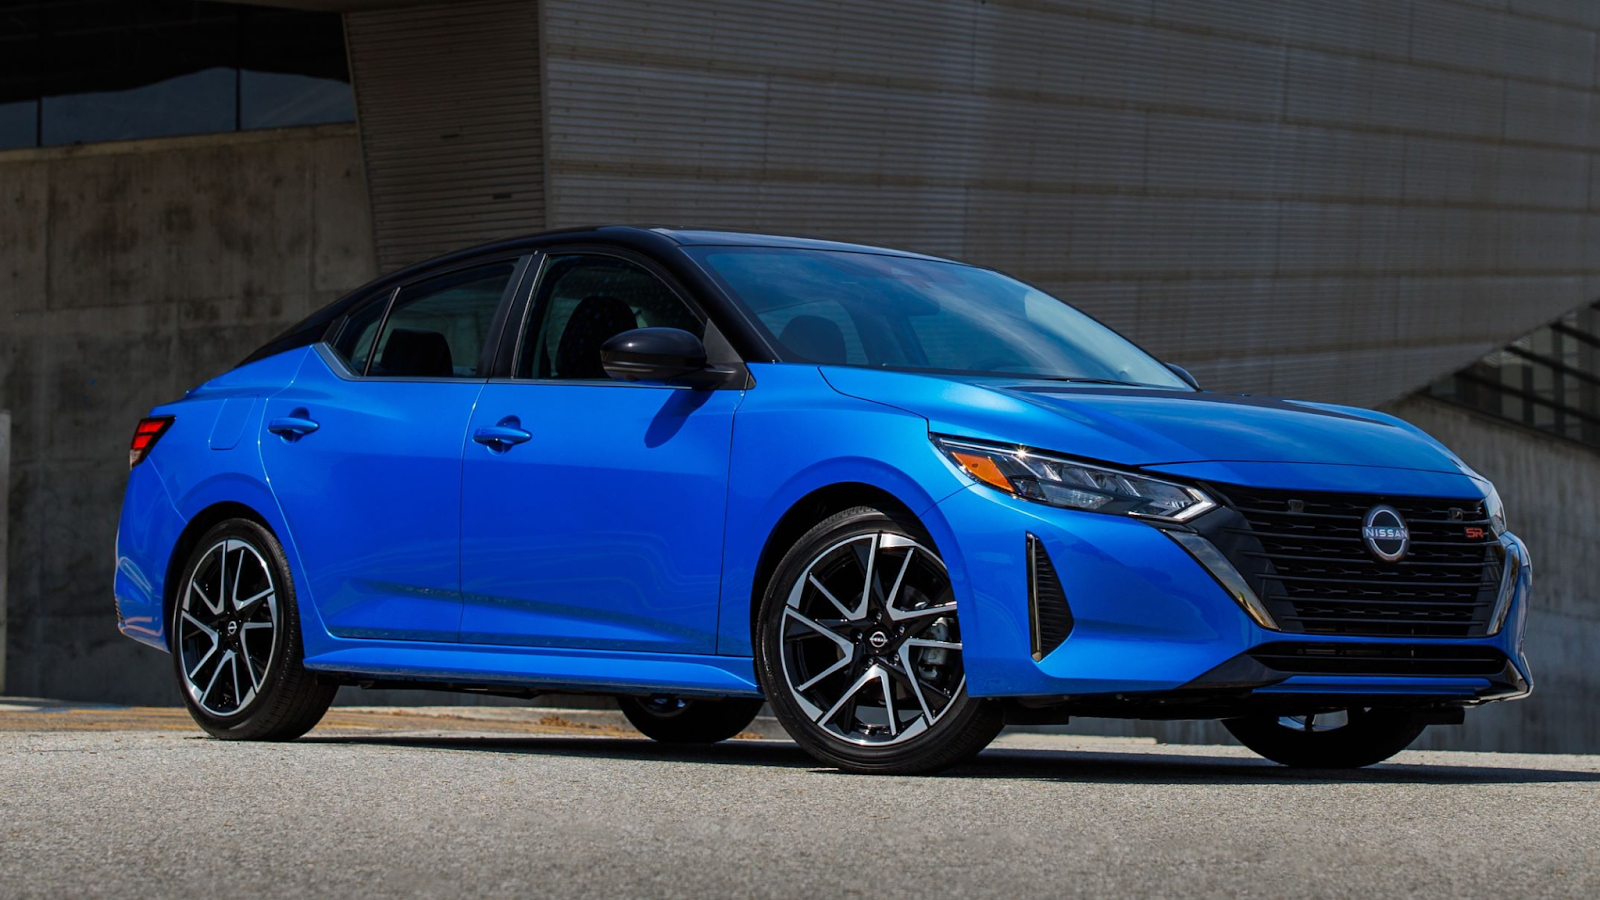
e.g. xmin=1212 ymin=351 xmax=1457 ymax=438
xmin=747 ymin=482 xmax=928 ymax=640
xmin=162 ymin=501 xmax=278 ymax=646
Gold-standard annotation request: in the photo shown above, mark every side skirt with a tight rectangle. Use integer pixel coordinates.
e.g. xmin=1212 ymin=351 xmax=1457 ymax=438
xmin=303 ymin=641 xmax=762 ymax=698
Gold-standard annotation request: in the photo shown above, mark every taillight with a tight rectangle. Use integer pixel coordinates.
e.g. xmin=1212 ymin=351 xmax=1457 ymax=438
xmin=129 ymin=416 xmax=174 ymax=469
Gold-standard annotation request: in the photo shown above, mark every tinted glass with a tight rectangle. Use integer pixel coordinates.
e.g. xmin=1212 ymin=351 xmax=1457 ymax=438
xmin=689 ymin=248 xmax=1189 ymax=388
xmin=238 ymin=7 xmax=355 ymax=130
xmin=0 ymin=1 xmax=352 ymax=149
xmin=520 ymin=255 xmax=700 ymax=380
xmin=0 ymin=100 xmax=36 ymax=151
xmin=1 ymin=0 xmax=41 ymax=149
xmin=42 ymin=67 xmax=235 ymax=145
xmin=1428 ymin=299 xmax=1600 ymax=447
xmin=240 ymin=71 xmax=356 ymax=129
xmin=330 ymin=292 xmax=391 ymax=374
xmin=369 ymin=263 xmax=517 ymax=378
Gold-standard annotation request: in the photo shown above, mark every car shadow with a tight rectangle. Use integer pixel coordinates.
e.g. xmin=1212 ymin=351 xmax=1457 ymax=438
xmin=299 ymin=733 xmax=814 ymax=770
xmin=298 ymin=733 xmax=1600 ymax=786
xmin=953 ymin=745 xmax=1600 ymax=786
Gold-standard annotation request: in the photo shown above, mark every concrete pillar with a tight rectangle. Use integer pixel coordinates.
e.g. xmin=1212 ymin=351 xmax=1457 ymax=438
xmin=1 ymin=410 xmax=9 ymax=695
xmin=345 ymin=0 xmax=545 ymax=272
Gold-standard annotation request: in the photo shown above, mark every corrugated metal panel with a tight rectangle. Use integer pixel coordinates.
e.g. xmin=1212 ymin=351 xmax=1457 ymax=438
xmin=534 ymin=0 xmax=1600 ymax=406
xmin=345 ymin=0 xmax=542 ymax=272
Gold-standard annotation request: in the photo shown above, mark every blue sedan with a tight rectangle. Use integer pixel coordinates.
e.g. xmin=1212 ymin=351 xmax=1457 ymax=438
xmin=114 ymin=227 xmax=1532 ymax=774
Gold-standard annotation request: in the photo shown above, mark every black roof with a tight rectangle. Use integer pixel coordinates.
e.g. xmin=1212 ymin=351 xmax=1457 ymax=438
xmin=243 ymin=225 xmax=954 ymax=368
xmin=356 ymin=225 xmax=957 ymax=301
xmin=648 ymin=227 xmax=951 ymax=261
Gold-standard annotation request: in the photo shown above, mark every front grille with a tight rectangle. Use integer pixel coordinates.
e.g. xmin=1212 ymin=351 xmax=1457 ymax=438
xmin=1211 ymin=486 xmax=1503 ymax=638
xmin=1250 ymin=642 xmax=1508 ymax=677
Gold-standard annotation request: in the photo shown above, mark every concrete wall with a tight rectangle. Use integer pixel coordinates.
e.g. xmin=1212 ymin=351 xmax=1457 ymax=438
xmin=0 ymin=125 xmax=376 ymax=703
xmin=345 ymin=0 xmax=545 ymax=273
xmin=0 ymin=410 xmax=8 ymax=694
xmin=534 ymin=0 xmax=1600 ymax=407
xmin=5 ymin=3 xmax=1596 ymax=744
xmin=326 ymin=0 xmax=1600 ymax=404
xmin=1381 ymin=396 xmax=1600 ymax=752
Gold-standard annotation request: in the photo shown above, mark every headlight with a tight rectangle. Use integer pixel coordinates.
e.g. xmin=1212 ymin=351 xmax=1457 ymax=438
xmin=935 ymin=436 xmax=1216 ymax=522
xmin=1484 ymin=485 xmax=1507 ymax=536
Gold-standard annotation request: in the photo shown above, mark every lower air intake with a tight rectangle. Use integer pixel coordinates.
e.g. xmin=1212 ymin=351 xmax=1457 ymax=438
xmin=1249 ymin=642 xmax=1508 ymax=677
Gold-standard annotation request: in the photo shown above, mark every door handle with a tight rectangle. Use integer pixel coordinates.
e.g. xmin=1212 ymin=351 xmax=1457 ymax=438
xmin=473 ymin=419 xmax=532 ymax=450
xmin=268 ymin=411 xmax=320 ymax=440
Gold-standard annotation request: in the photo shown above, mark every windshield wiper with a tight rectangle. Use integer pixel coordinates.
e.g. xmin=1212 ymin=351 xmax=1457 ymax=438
xmin=1025 ymin=376 xmax=1148 ymax=387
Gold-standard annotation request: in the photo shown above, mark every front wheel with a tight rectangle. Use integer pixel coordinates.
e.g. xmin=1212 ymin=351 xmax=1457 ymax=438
xmin=171 ymin=518 xmax=337 ymax=740
xmin=1224 ymin=709 xmax=1427 ymax=768
xmin=756 ymin=506 xmax=1003 ymax=775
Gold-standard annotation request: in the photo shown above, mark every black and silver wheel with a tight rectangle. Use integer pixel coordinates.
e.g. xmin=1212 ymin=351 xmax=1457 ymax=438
xmin=172 ymin=518 xmax=336 ymax=740
xmin=1224 ymin=708 xmax=1427 ymax=768
xmin=756 ymin=506 xmax=1002 ymax=774
xmin=617 ymin=695 xmax=764 ymax=744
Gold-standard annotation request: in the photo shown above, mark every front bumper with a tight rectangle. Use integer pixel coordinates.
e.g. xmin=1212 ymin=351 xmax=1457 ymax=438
xmin=934 ymin=483 xmax=1533 ymax=709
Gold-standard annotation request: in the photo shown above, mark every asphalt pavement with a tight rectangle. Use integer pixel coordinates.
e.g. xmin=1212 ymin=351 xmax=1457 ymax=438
xmin=2 ymin=701 xmax=1596 ymax=899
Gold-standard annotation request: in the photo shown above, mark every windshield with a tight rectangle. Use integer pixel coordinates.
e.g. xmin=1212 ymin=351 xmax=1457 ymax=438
xmin=687 ymin=247 xmax=1189 ymax=389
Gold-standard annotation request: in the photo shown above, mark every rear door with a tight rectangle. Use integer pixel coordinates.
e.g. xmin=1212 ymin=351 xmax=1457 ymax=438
xmin=457 ymin=251 xmax=742 ymax=653
xmin=260 ymin=257 xmax=527 ymax=641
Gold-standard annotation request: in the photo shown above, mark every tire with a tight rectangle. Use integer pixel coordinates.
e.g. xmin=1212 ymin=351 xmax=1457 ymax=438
xmin=755 ymin=506 xmax=1003 ymax=775
xmin=1224 ymin=709 xmax=1427 ymax=768
xmin=617 ymin=695 xmax=764 ymax=744
xmin=170 ymin=518 xmax=337 ymax=741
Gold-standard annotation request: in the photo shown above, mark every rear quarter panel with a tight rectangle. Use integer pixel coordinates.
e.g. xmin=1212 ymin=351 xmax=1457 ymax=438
xmin=114 ymin=348 xmax=321 ymax=650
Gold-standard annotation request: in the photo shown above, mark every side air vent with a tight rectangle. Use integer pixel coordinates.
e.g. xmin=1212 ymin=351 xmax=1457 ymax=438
xmin=1027 ymin=534 xmax=1073 ymax=661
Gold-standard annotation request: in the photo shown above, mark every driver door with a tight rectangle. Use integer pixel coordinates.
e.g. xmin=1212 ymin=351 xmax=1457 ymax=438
xmin=457 ymin=252 xmax=743 ymax=654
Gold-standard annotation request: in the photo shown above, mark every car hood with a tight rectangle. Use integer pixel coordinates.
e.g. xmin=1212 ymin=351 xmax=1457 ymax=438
xmin=820 ymin=367 xmax=1472 ymax=475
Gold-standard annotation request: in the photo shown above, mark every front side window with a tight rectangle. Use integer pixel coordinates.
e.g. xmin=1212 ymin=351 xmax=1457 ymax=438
xmin=687 ymin=247 xmax=1189 ymax=389
xmin=333 ymin=262 xmax=516 ymax=378
xmin=519 ymin=255 xmax=700 ymax=380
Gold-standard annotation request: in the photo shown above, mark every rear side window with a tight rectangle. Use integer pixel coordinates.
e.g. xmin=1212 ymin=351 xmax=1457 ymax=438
xmin=330 ymin=293 xmax=389 ymax=372
xmin=332 ymin=262 xmax=517 ymax=378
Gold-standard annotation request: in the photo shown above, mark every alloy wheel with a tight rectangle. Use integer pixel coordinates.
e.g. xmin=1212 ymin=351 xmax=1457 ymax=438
xmin=177 ymin=538 xmax=280 ymax=717
xmin=778 ymin=532 xmax=965 ymax=747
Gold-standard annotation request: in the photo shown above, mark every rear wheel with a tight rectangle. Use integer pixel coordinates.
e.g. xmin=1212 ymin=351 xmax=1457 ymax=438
xmin=171 ymin=518 xmax=336 ymax=740
xmin=1224 ymin=708 xmax=1427 ymax=768
xmin=617 ymin=695 xmax=763 ymax=744
xmin=756 ymin=506 xmax=1003 ymax=775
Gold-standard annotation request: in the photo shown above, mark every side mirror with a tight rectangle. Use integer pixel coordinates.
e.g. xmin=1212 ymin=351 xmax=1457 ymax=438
xmin=601 ymin=327 xmax=714 ymax=386
xmin=1166 ymin=363 xmax=1200 ymax=390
